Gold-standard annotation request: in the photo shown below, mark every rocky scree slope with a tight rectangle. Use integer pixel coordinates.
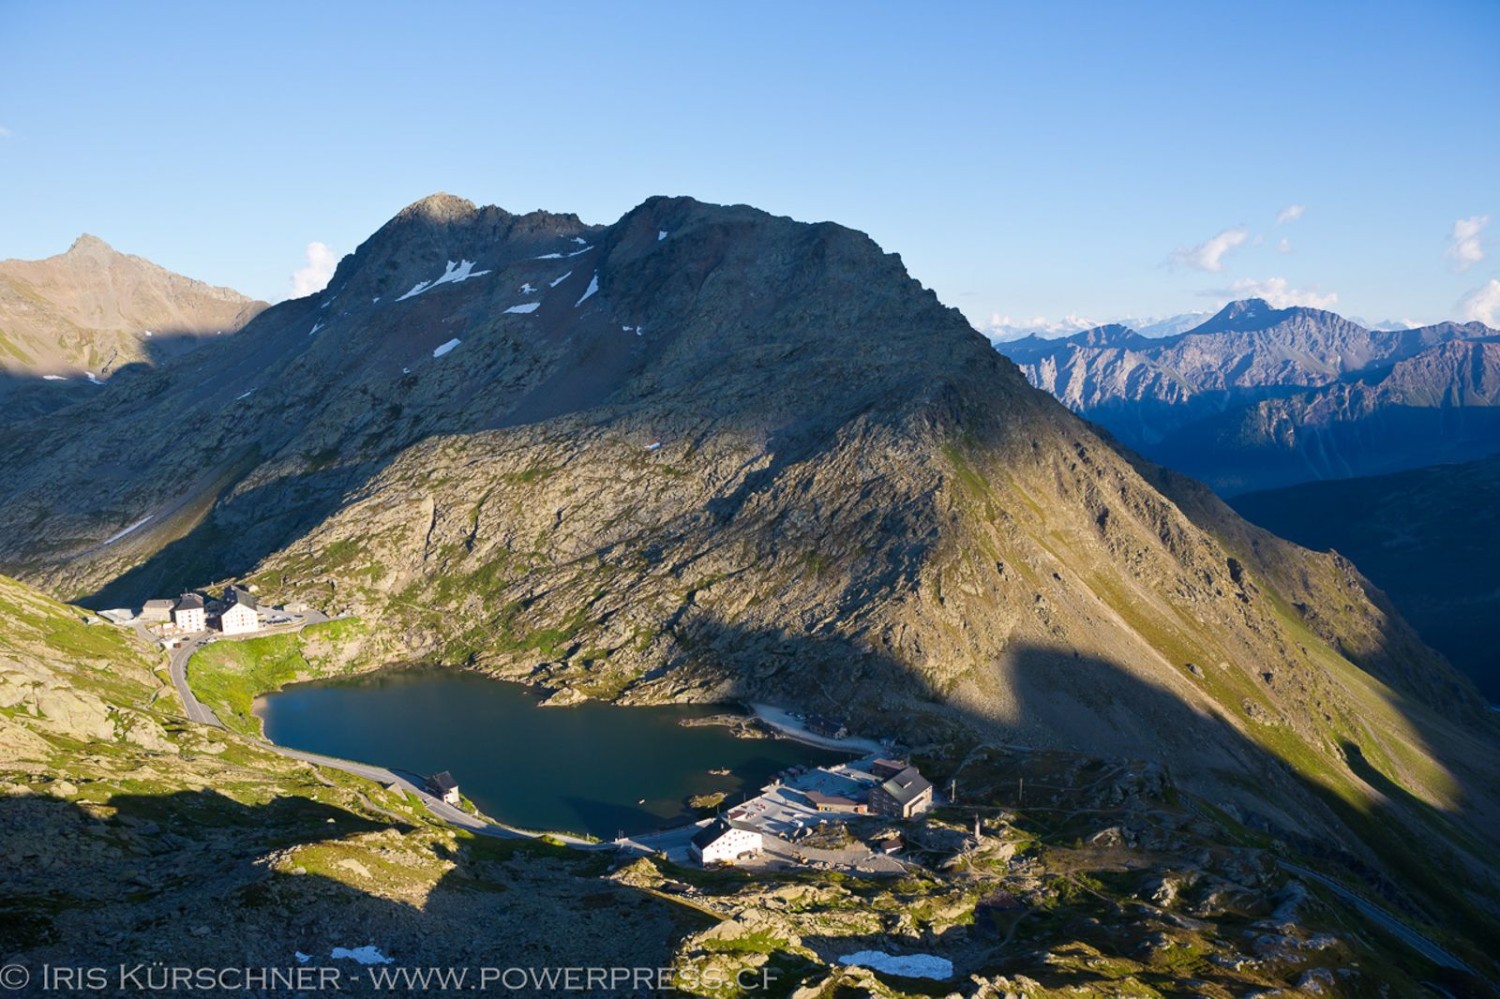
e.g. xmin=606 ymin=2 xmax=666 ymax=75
xmin=999 ymin=299 xmax=1500 ymax=493
xmin=0 ymin=195 xmax=1497 ymax=942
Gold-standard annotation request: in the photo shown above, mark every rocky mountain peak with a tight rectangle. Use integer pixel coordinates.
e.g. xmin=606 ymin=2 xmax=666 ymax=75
xmin=397 ymin=192 xmax=481 ymax=224
xmin=64 ymin=233 xmax=116 ymax=258
xmin=320 ymin=194 xmax=594 ymax=304
xmin=1189 ymin=298 xmax=1350 ymax=337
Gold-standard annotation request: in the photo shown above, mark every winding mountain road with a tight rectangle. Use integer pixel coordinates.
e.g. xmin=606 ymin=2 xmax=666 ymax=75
xmin=1277 ymin=861 xmax=1479 ymax=977
xmin=167 ymin=633 xmax=222 ymax=726
xmin=146 ymin=616 xmax=597 ymax=846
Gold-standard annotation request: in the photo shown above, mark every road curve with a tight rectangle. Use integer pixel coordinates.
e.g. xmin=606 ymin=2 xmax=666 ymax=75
xmin=168 ymin=634 xmax=222 ymax=726
xmin=147 ymin=619 xmax=597 ymax=848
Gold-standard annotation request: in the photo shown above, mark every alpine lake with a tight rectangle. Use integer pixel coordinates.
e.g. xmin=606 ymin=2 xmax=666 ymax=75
xmin=255 ymin=668 xmax=849 ymax=839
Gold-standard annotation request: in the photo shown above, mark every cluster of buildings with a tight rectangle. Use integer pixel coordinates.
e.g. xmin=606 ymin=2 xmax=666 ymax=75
xmin=688 ymin=756 xmax=936 ymax=866
xmin=138 ymin=585 xmax=263 ymax=636
xmin=790 ymin=758 xmax=935 ymax=819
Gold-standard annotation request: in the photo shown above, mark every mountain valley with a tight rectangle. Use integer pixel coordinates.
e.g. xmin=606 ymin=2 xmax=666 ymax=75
xmin=0 ymin=194 xmax=1497 ymax=995
xmin=1233 ymin=453 xmax=1500 ymax=703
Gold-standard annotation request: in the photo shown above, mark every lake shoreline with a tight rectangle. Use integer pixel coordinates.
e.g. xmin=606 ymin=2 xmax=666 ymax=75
xmin=255 ymin=668 xmax=849 ymax=839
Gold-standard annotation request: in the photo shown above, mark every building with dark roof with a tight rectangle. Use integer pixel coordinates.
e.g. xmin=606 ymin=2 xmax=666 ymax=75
xmin=869 ymin=765 xmax=933 ymax=818
xmin=219 ymin=600 xmax=261 ymax=635
xmin=426 ymin=771 xmax=461 ymax=805
xmin=689 ymin=816 xmax=763 ymax=865
xmin=224 ymin=585 xmax=259 ymax=610
xmin=172 ymin=593 xmax=206 ymax=633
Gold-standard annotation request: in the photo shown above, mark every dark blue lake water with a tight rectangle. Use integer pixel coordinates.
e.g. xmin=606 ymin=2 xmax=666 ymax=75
xmin=256 ymin=668 xmax=845 ymax=837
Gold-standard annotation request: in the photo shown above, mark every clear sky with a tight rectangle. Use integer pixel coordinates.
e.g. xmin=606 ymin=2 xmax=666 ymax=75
xmin=2 ymin=1 xmax=1496 ymax=330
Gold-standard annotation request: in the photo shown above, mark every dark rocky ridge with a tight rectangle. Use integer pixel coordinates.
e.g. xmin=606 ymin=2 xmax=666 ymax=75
xmin=0 ymin=195 xmax=1496 ymax=947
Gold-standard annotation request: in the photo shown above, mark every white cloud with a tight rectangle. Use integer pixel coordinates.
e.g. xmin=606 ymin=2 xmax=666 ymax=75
xmin=1277 ymin=237 xmax=1292 ymax=254
xmin=1445 ymin=215 xmax=1489 ymax=272
xmin=983 ymin=313 xmax=1098 ymax=341
xmin=1457 ymin=278 xmax=1500 ymax=326
xmin=1171 ymin=226 xmax=1248 ymax=272
xmin=1275 ymin=204 xmax=1306 ymax=225
xmin=1210 ymin=276 xmax=1339 ymax=310
xmin=0 ymin=125 xmax=11 ymax=139
xmin=290 ymin=242 xmax=337 ymax=298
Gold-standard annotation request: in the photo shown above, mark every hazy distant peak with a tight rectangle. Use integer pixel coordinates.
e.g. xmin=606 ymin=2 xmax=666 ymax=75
xmin=1187 ymin=297 xmax=1348 ymax=335
xmin=1222 ymin=297 xmax=1271 ymax=318
xmin=65 ymin=233 xmax=116 ymax=257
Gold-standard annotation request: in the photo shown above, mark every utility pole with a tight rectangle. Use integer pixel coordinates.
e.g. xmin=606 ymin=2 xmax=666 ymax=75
xmin=949 ymin=778 xmax=957 ymax=805
xmin=1018 ymin=776 xmax=1024 ymax=806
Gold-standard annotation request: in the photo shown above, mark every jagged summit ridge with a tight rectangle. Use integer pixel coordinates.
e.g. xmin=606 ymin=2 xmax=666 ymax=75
xmin=319 ymin=193 xmax=601 ymax=305
xmin=998 ymin=296 xmax=1500 ymax=491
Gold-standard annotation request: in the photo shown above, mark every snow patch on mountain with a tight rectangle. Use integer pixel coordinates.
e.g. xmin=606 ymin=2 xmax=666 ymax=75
xmin=397 ymin=260 xmax=491 ymax=301
xmin=575 ymin=273 xmax=598 ymax=307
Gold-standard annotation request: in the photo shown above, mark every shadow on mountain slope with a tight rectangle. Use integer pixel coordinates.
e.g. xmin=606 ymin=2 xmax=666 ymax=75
xmin=1230 ymin=455 xmax=1500 ymax=703
xmin=0 ymin=329 xmax=225 ymax=424
xmin=79 ymin=455 xmax=391 ymax=610
xmin=0 ymin=788 xmax=701 ymax=995
xmin=685 ymin=616 xmax=1500 ymax=985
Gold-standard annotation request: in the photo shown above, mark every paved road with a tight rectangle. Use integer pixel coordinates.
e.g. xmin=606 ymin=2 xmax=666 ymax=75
xmin=148 ymin=611 xmax=329 ymax=727
xmin=141 ymin=616 xmax=598 ymax=848
xmin=1278 ymin=861 xmax=1479 ymax=977
xmin=167 ymin=633 xmax=222 ymax=726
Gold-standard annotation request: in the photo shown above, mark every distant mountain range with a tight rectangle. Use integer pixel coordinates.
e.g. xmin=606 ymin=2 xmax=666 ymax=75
xmin=997 ymin=299 xmax=1500 ymax=494
xmin=983 ymin=310 xmax=1209 ymax=342
xmin=0 ymin=234 xmax=265 ymax=417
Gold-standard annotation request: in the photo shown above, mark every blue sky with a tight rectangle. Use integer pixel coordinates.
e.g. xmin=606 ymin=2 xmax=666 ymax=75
xmin=2 ymin=1 xmax=1496 ymax=330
